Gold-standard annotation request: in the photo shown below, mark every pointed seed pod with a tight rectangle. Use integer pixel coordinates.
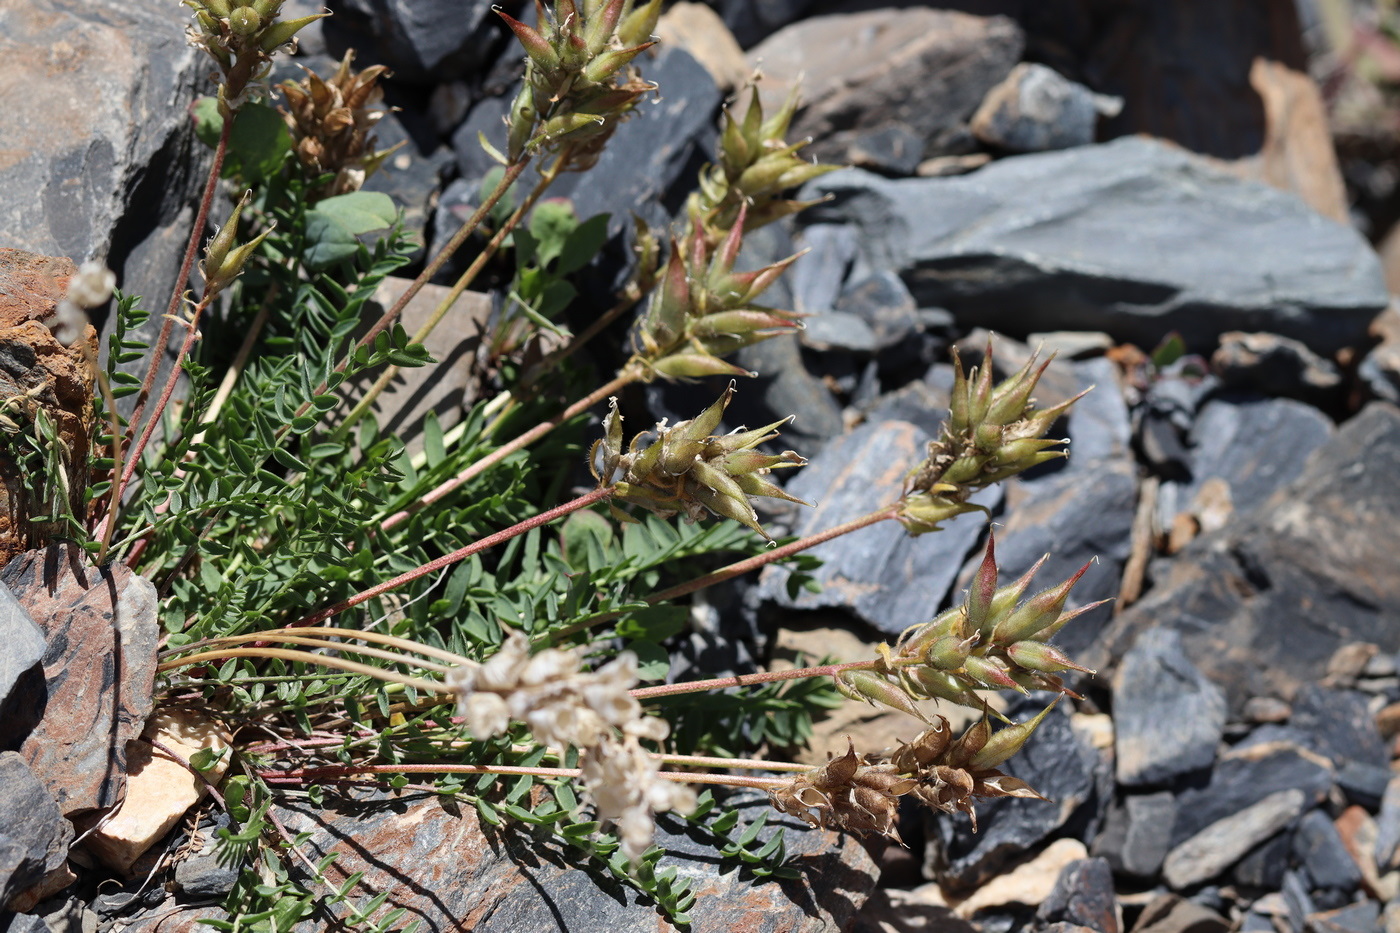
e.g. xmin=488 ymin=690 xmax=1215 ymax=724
xmin=962 ymin=655 xmax=1022 ymax=692
xmin=948 ymin=717 xmax=991 ymax=768
xmin=1005 ymin=640 xmax=1095 ymax=676
xmin=989 ymin=560 xmax=1091 ymax=645
xmin=968 ymin=696 xmax=1061 ymax=771
xmin=964 ymin=532 xmax=999 ymax=634
xmin=257 ymin=12 xmax=327 ymax=51
xmin=840 ymin=671 xmax=929 ymax=722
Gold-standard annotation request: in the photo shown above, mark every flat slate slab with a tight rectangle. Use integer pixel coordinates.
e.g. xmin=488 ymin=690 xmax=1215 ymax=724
xmin=802 ymin=137 xmax=1387 ymax=355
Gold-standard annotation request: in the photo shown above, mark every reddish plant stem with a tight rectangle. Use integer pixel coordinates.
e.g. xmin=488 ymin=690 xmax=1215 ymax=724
xmin=125 ymin=117 xmax=230 ymax=450
xmin=540 ymin=505 xmax=899 ymax=647
xmin=100 ymin=291 xmax=215 ymax=554
xmin=649 ymin=506 xmax=898 ymax=604
xmin=337 ymin=157 xmax=565 ymax=437
xmin=291 ymin=485 xmax=614 ymax=628
xmin=630 ymin=658 xmax=874 ymax=701
xmin=378 ymin=371 xmax=636 ymax=533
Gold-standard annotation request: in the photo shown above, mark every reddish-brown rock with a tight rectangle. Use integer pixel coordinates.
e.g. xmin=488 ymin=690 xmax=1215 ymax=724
xmin=0 ymin=249 xmax=99 ymax=566
xmin=3 ymin=543 xmax=158 ymax=817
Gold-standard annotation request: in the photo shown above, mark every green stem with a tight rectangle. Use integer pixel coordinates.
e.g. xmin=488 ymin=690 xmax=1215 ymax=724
xmin=161 ymin=626 xmax=473 ymax=667
xmin=378 ymin=370 xmax=638 ymax=533
xmin=155 ymin=646 xmax=445 ymax=694
xmin=294 ymin=485 xmax=615 ymax=628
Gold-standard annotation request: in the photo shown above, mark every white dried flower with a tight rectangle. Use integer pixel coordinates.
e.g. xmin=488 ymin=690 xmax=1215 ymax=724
xmin=49 ymin=262 xmax=114 ymax=347
xmin=67 ymin=261 xmax=116 ymax=308
xmin=444 ymin=631 xmax=696 ymax=862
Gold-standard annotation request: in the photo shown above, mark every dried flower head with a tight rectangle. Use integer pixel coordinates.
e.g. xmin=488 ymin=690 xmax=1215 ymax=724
xmin=898 ymin=341 xmax=1086 ymax=535
xmin=278 ymin=50 xmax=402 ymax=202
xmin=589 ymin=383 xmax=806 ymax=540
xmin=443 ymin=632 xmax=694 ymax=863
xmin=768 ymin=740 xmax=916 ymax=841
xmin=769 ymin=706 xmax=1057 ymax=838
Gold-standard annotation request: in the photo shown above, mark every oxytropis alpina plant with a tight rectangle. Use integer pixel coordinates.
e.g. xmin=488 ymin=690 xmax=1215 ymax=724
xmin=76 ymin=0 xmax=1119 ymax=925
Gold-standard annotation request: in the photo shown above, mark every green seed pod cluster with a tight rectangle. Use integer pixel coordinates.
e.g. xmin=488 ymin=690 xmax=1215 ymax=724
xmin=894 ymin=532 xmax=1102 ymax=698
xmin=828 ymin=532 xmax=1099 ymax=728
xmin=685 ymin=86 xmax=840 ymax=247
xmin=631 ymin=205 xmax=804 ymax=380
xmin=492 ymin=0 xmax=662 ymax=164
xmin=589 ymin=384 xmax=806 ymax=541
xmin=898 ymin=341 xmax=1086 ymax=535
xmin=183 ymin=0 xmax=327 ymax=116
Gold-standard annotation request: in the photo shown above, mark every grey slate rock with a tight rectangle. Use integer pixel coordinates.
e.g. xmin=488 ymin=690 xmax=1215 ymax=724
xmin=323 ymin=0 xmax=503 ymax=84
xmin=801 ymin=139 xmax=1387 ymax=355
xmin=1211 ymin=332 xmax=1344 ymax=408
xmin=791 ymin=224 xmax=858 ymax=315
xmin=925 ymin=695 xmax=1104 ymax=891
xmin=1281 ymin=869 xmax=1317 ymax=929
xmin=1334 ymin=760 xmax=1392 ymax=811
xmin=1232 ymin=831 xmax=1291 ymax=890
xmin=0 ymin=582 xmax=46 ymax=749
xmin=173 ymin=837 xmax=241 ymax=898
xmin=760 ymin=420 xmax=1000 ymax=636
xmin=1288 ymin=685 xmax=1390 ymax=770
xmin=707 ymin=0 xmax=819 ymax=48
xmin=1291 ymin=810 xmax=1362 ymax=893
xmin=2 ymin=914 xmax=50 ymax=933
xmin=1375 ymin=773 xmax=1400 ymax=872
xmin=150 ymin=788 xmax=877 ymax=933
xmin=801 ymin=312 xmax=878 ymax=355
xmin=1112 ymin=628 xmax=1227 ymax=788
xmin=835 ymin=272 xmax=919 ymax=348
xmin=747 ymin=9 xmax=1023 ymax=165
xmin=847 ymin=123 xmax=926 ymax=177
xmin=0 ymin=0 xmax=209 ymax=415
xmin=859 ymin=369 xmax=951 ymax=439
xmin=1170 ymin=747 xmax=1331 ymax=848
xmin=970 ymin=63 xmax=1110 ymax=154
xmin=1161 ymin=788 xmax=1306 ymax=890
xmin=1095 ymin=404 xmax=1400 ymax=714
xmin=1092 ymin=791 xmax=1175 ymax=880
xmin=1159 ymin=396 xmax=1333 ymax=529
xmin=0 ymin=752 xmax=70 ymax=908
xmin=1359 ymin=339 xmax=1400 ymax=406
xmin=1036 ymin=858 xmax=1118 ymax=933
xmin=974 ymin=460 xmax=1134 ymax=660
